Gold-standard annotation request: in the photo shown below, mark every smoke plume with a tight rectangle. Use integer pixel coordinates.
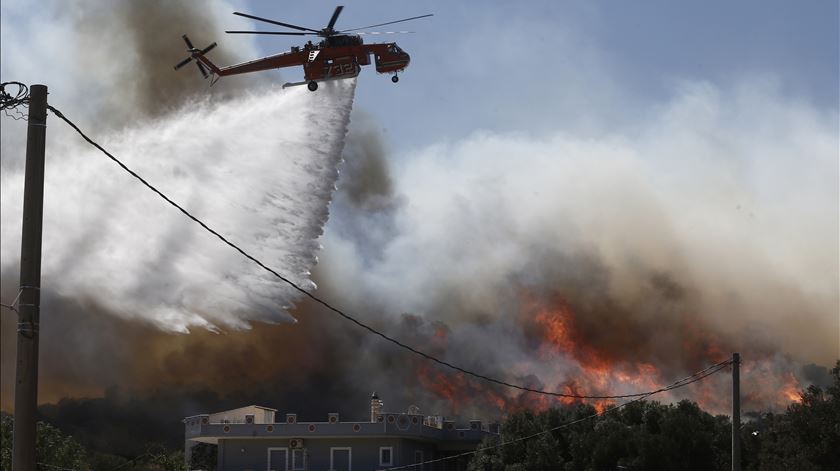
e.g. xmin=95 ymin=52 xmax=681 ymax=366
xmin=311 ymin=80 xmax=838 ymax=419
xmin=0 ymin=0 xmax=837 ymax=458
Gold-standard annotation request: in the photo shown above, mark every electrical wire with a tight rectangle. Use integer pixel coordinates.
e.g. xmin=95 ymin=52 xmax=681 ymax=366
xmin=106 ymin=445 xmax=168 ymax=471
xmin=0 ymin=81 xmax=29 ymax=120
xmin=386 ymin=358 xmax=733 ymax=471
xmin=0 ymin=303 xmax=18 ymax=312
xmin=47 ymin=103 xmax=728 ymax=401
xmin=0 ymin=288 xmax=23 ymax=313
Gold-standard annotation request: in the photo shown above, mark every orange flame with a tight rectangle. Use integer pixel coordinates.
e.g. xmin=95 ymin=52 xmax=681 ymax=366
xmin=780 ymin=372 xmax=802 ymax=404
xmin=414 ymin=294 xmax=808 ymax=417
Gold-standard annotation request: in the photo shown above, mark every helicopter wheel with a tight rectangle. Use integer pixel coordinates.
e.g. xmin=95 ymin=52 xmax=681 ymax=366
xmin=391 ymin=75 xmax=399 ymax=83
xmin=307 ymin=81 xmax=318 ymax=91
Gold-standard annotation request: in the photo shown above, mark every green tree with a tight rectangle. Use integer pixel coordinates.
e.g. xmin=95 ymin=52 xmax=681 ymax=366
xmin=743 ymin=361 xmax=840 ymax=471
xmin=468 ymin=361 xmax=840 ymax=471
xmin=1 ymin=414 xmax=91 ymax=471
xmin=468 ymin=400 xmax=730 ymax=471
xmin=87 ymin=446 xmax=187 ymax=471
xmin=188 ymin=443 xmax=217 ymax=471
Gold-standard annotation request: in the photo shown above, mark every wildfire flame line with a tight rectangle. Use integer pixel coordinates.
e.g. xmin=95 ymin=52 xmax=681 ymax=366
xmin=389 ymin=359 xmax=733 ymax=471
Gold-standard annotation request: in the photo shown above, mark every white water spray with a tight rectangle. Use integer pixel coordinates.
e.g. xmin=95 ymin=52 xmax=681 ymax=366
xmin=0 ymin=79 xmax=357 ymax=332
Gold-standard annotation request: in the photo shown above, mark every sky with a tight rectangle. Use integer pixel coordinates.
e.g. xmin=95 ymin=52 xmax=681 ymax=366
xmin=0 ymin=0 xmax=838 ymax=426
xmin=242 ymin=0 xmax=839 ymax=150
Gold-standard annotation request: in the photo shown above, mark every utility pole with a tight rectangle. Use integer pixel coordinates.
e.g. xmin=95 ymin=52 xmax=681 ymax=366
xmin=13 ymin=84 xmax=47 ymax=471
xmin=732 ymin=352 xmax=741 ymax=471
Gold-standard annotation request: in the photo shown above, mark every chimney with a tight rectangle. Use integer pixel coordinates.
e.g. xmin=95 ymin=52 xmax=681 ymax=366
xmin=370 ymin=392 xmax=383 ymax=423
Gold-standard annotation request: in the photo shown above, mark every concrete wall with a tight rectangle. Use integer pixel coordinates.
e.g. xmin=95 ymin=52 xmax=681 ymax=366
xmin=219 ymin=437 xmax=441 ymax=471
xmin=209 ymin=406 xmax=275 ymax=424
xmin=188 ymin=417 xmax=491 ymax=444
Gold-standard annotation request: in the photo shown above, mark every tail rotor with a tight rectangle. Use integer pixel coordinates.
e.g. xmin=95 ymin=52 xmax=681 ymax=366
xmin=174 ymin=35 xmax=217 ymax=79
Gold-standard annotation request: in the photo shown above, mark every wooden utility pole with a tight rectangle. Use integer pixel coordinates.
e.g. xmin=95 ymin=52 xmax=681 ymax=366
xmin=13 ymin=84 xmax=47 ymax=471
xmin=732 ymin=352 xmax=741 ymax=471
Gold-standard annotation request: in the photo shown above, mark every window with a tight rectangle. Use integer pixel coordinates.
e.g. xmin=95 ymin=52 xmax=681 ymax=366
xmin=291 ymin=449 xmax=305 ymax=471
xmin=330 ymin=447 xmax=351 ymax=471
xmin=267 ymin=447 xmax=288 ymax=471
xmin=379 ymin=447 xmax=393 ymax=466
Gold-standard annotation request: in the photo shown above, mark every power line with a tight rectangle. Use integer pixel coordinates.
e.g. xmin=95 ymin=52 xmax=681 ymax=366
xmin=0 ymin=81 xmax=29 ymax=120
xmin=0 ymin=288 xmax=24 ymax=313
xmin=107 ymin=444 xmax=169 ymax=471
xmin=387 ymin=358 xmax=733 ymax=471
xmin=46 ymin=103 xmax=724 ymax=401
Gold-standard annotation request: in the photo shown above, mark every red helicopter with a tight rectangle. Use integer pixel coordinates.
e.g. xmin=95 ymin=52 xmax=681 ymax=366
xmin=174 ymin=6 xmax=432 ymax=91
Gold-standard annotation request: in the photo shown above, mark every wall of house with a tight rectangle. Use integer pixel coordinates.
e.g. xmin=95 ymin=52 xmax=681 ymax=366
xmin=218 ymin=437 xmax=441 ymax=471
xmin=209 ymin=406 xmax=275 ymax=424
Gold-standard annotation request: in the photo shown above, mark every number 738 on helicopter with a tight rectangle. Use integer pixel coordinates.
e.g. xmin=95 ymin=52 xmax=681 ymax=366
xmin=174 ymin=6 xmax=432 ymax=91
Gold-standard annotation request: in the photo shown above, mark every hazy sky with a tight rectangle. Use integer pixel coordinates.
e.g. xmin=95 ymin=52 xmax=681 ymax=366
xmin=2 ymin=0 xmax=836 ymax=149
xmin=238 ymin=0 xmax=839 ymax=150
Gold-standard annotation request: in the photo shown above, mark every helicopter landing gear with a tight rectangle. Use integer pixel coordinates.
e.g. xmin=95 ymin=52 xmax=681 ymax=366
xmin=391 ymin=75 xmax=399 ymax=83
xmin=307 ymin=81 xmax=318 ymax=91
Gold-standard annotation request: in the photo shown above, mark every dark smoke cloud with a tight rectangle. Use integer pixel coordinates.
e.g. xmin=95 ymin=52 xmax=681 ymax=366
xmin=59 ymin=0 xmax=265 ymax=126
xmin=337 ymin=111 xmax=396 ymax=210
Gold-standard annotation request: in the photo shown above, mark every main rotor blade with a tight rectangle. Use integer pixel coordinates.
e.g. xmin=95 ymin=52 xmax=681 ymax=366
xmin=233 ymin=11 xmax=319 ymax=32
xmin=174 ymin=57 xmax=193 ymax=70
xmin=356 ymin=31 xmax=415 ymax=35
xmin=326 ymin=6 xmax=344 ymax=30
xmin=201 ymin=42 xmax=218 ymax=54
xmin=341 ymin=13 xmax=433 ymax=33
xmin=225 ymin=30 xmax=314 ymax=36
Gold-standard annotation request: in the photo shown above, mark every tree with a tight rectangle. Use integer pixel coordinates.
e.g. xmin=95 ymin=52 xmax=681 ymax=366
xmin=188 ymin=443 xmax=217 ymax=471
xmin=468 ymin=400 xmax=729 ymax=471
xmin=468 ymin=361 xmax=840 ymax=471
xmin=1 ymin=414 xmax=91 ymax=471
xmin=742 ymin=361 xmax=840 ymax=471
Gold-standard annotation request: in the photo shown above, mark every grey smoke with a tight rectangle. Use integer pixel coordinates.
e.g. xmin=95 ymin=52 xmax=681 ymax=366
xmin=1 ymin=0 xmax=836 ymax=433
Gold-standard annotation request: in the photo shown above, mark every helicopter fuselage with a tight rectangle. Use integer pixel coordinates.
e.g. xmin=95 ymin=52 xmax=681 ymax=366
xmin=193 ymin=37 xmax=410 ymax=84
